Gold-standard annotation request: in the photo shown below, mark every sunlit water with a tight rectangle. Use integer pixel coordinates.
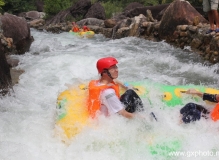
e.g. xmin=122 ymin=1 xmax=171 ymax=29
xmin=1 ymin=29 xmax=219 ymax=160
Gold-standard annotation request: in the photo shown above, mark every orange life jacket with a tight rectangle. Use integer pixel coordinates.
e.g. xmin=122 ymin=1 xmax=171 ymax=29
xmin=211 ymin=103 xmax=219 ymax=121
xmin=87 ymin=80 xmax=120 ymax=118
xmin=73 ymin=27 xmax=80 ymax=32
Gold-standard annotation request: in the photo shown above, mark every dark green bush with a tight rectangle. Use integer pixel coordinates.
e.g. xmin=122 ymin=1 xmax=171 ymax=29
xmin=0 ymin=0 xmax=5 ymax=13
xmin=101 ymin=1 xmax=123 ymax=18
xmin=44 ymin=0 xmax=72 ymax=16
xmin=2 ymin=0 xmax=36 ymax=14
xmin=1 ymin=0 xmax=203 ymax=18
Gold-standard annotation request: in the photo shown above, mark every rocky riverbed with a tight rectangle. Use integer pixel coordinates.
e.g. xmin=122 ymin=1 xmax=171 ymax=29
xmin=1 ymin=0 xmax=219 ymax=95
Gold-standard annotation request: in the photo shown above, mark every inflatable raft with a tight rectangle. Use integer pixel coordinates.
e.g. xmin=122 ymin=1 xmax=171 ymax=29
xmin=56 ymin=80 xmax=219 ymax=139
xmin=69 ymin=30 xmax=95 ymax=38
xmin=56 ymin=81 xmax=219 ymax=158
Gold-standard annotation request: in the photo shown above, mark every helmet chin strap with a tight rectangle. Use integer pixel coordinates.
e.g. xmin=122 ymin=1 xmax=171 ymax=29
xmin=102 ymin=70 xmax=114 ymax=79
xmin=106 ymin=70 xmax=114 ymax=79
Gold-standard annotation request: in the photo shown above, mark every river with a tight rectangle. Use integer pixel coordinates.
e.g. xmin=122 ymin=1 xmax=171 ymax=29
xmin=1 ymin=29 xmax=219 ymax=160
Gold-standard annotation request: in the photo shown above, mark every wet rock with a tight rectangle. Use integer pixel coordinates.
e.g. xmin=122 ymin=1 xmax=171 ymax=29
xmin=29 ymin=19 xmax=45 ymax=28
xmin=36 ymin=0 xmax=44 ymax=12
xmin=159 ymin=0 xmax=208 ymax=41
xmin=123 ymin=2 xmax=144 ymax=12
xmin=77 ymin=18 xmax=104 ymax=27
xmin=102 ymin=28 xmax=113 ymax=38
xmin=129 ymin=14 xmax=147 ymax=37
xmin=17 ymin=12 xmax=26 ymax=18
xmin=180 ymin=31 xmax=188 ymax=37
xmin=124 ymin=4 xmax=170 ymax=21
xmin=112 ymin=18 xmax=132 ymax=39
xmin=188 ymin=25 xmax=197 ymax=33
xmin=213 ymin=51 xmax=218 ymax=56
xmin=6 ymin=55 xmax=19 ymax=68
xmin=114 ymin=27 xmax=130 ymax=39
xmin=179 ymin=25 xmax=187 ymax=31
xmin=84 ymin=2 xmax=105 ymax=20
xmin=190 ymin=38 xmax=202 ymax=49
xmin=0 ymin=13 xmax=33 ymax=55
xmin=193 ymin=16 xmax=200 ymax=26
xmin=10 ymin=68 xmax=24 ymax=86
xmin=26 ymin=11 xmax=41 ymax=20
xmin=146 ymin=9 xmax=156 ymax=22
xmin=70 ymin=0 xmax=91 ymax=19
xmin=46 ymin=0 xmax=91 ymax=25
xmin=104 ymin=19 xmax=117 ymax=28
xmin=46 ymin=8 xmax=72 ymax=25
xmin=0 ymin=42 xmax=12 ymax=96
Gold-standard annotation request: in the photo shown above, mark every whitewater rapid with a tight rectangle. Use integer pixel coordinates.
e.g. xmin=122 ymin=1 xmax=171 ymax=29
xmin=1 ymin=29 xmax=219 ymax=160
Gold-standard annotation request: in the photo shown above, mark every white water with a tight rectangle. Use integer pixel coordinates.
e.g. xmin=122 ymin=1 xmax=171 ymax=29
xmin=1 ymin=29 xmax=219 ymax=160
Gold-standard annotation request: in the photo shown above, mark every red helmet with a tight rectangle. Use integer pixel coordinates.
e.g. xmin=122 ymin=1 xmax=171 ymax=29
xmin=96 ymin=57 xmax=118 ymax=73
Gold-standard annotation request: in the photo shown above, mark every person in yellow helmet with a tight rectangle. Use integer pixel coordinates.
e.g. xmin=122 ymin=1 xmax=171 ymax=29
xmin=87 ymin=57 xmax=145 ymax=119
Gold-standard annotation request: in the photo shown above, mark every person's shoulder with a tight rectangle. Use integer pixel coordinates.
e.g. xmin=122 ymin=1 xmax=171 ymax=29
xmin=102 ymin=88 xmax=115 ymax=95
xmin=101 ymin=88 xmax=117 ymax=100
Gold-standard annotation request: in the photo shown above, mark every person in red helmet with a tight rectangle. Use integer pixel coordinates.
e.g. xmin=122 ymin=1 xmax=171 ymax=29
xmin=87 ymin=57 xmax=144 ymax=119
xmin=71 ymin=22 xmax=80 ymax=32
xmin=82 ymin=25 xmax=90 ymax=32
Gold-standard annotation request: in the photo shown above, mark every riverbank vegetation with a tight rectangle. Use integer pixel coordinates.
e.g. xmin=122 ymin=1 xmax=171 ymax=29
xmin=0 ymin=0 xmax=5 ymax=13
xmin=1 ymin=0 xmax=202 ymax=18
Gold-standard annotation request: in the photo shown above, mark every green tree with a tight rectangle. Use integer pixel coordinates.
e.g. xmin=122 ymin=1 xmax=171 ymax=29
xmin=44 ymin=0 xmax=72 ymax=16
xmin=101 ymin=1 xmax=123 ymax=18
xmin=0 ymin=0 xmax=5 ymax=13
xmin=2 ymin=0 xmax=36 ymax=14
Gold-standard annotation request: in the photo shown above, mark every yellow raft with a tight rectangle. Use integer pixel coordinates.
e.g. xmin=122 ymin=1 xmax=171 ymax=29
xmin=69 ymin=30 xmax=95 ymax=38
xmin=56 ymin=81 xmax=219 ymax=139
xmin=56 ymin=86 xmax=88 ymax=139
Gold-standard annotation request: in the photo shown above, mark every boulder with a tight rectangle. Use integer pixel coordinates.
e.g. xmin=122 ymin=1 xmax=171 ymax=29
xmin=36 ymin=0 xmax=44 ymax=12
xmin=17 ymin=12 xmax=26 ymax=18
xmin=124 ymin=4 xmax=170 ymax=21
xmin=112 ymin=18 xmax=132 ymax=39
xmin=46 ymin=8 xmax=72 ymax=24
xmin=84 ymin=2 xmax=106 ymax=20
xmin=194 ymin=6 xmax=208 ymax=20
xmin=26 ymin=11 xmax=41 ymax=20
xmin=112 ymin=13 xmax=128 ymax=22
xmin=159 ymin=0 xmax=208 ymax=41
xmin=104 ymin=19 xmax=117 ymax=28
xmin=123 ymin=2 xmax=144 ymax=12
xmin=76 ymin=18 xmax=104 ymax=27
xmin=0 ymin=42 xmax=12 ymax=96
xmin=70 ymin=0 xmax=91 ymax=19
xmin=0 ymin=13 xmax=33 ymax=55
xmin=46 ymin=0 xmax=91 ymax=25
xmin=129 ymin=14 xmax=147 ymax=37
xmin=29 ymin=18 xmax=45 ymax=28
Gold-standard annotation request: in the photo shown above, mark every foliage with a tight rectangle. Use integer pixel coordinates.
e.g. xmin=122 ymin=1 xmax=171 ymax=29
xmin=44 ymin=0 xmax=72 ymax=16
xmin=101 ymin=1 xmax=123 ymax=18
xmin=187 ymin=0 xmax=203 ymax=6
xmin=161 ymin=0 xmax=202 ymax=6
xmin=0 ymin=0 xmax=5 ymax=13
xmin=2 ymin=0 xmax=36 ymax=14
xmin=143 ymin=0 xmax=160 ymax=6
xmin=1 ymin=0 xmax=203 ymax=18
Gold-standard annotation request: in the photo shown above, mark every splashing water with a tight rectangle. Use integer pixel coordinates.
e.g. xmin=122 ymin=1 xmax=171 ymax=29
xmin=1 ymin=29 xmax=219 ymax=160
